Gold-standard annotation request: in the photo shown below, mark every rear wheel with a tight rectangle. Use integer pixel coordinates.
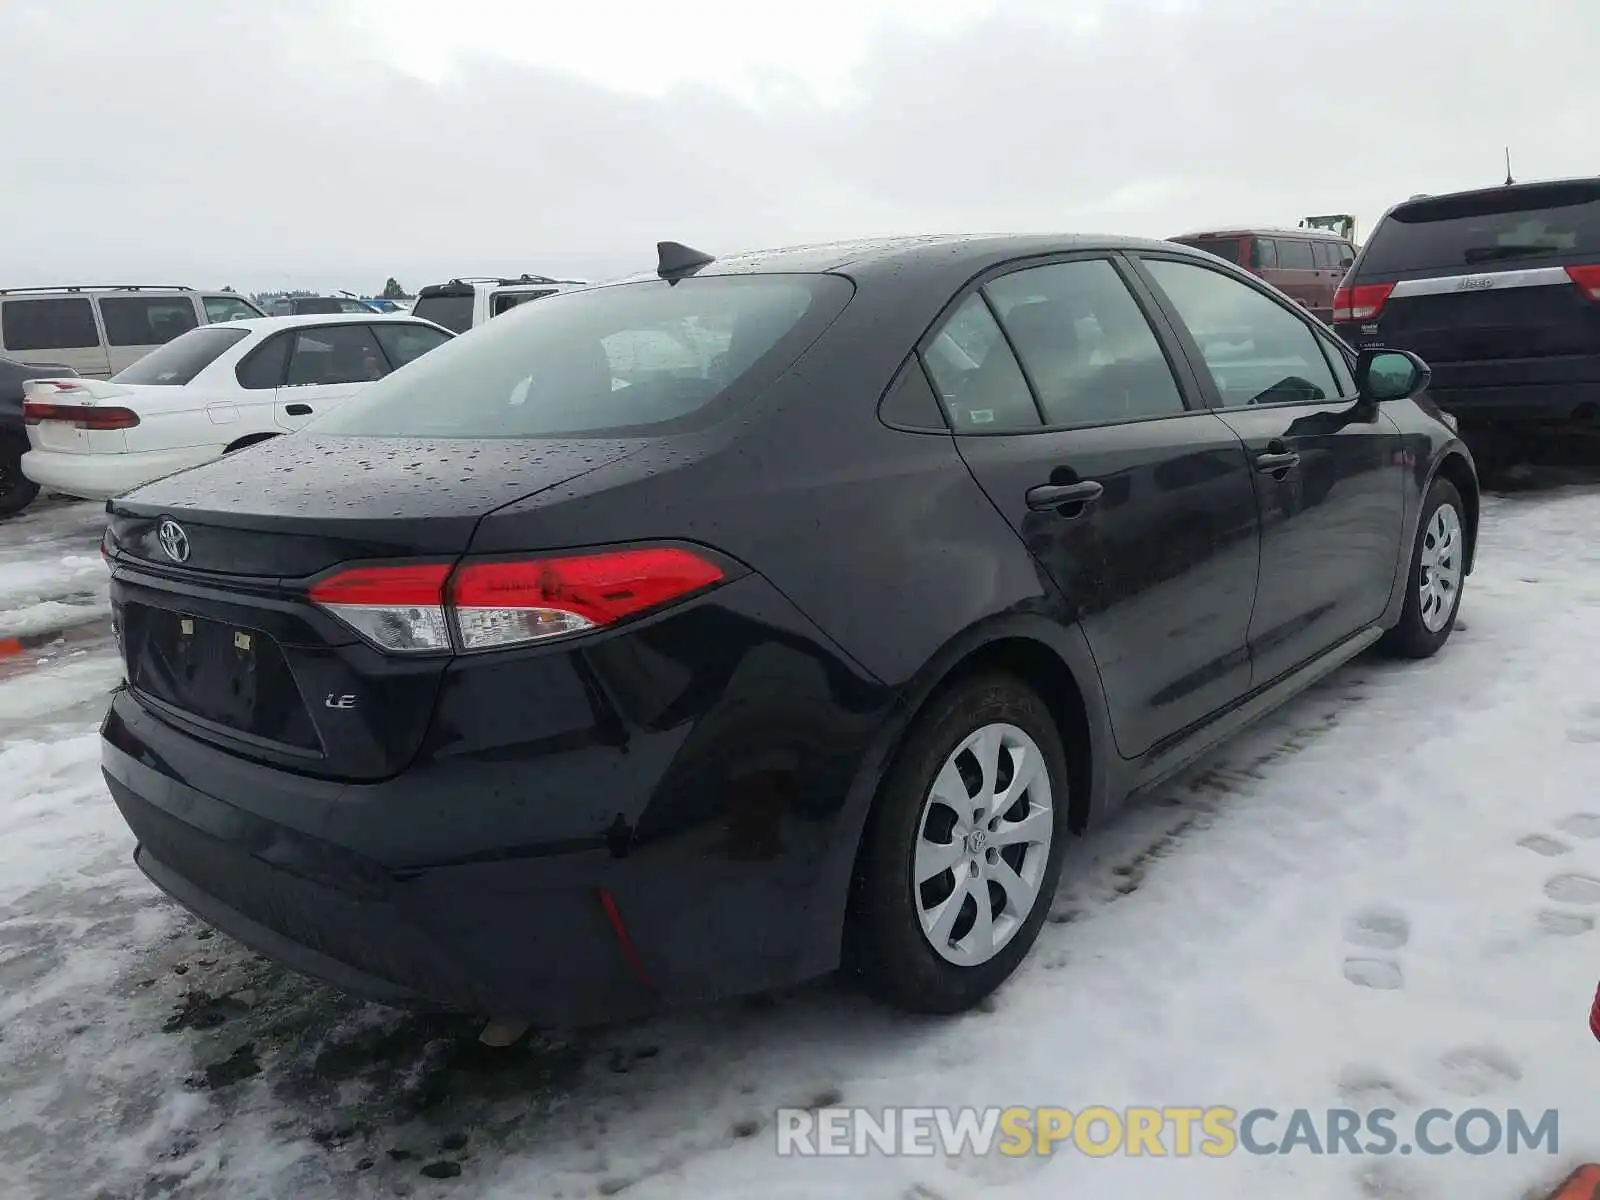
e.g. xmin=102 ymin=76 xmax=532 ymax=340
xmin=1380 ymin=476 xmax=1465 ymax=659
xmin=0 ymin=434 xmax=39 ymax=518
xmin=847 ymin=674 xmax=1070 ymax=1013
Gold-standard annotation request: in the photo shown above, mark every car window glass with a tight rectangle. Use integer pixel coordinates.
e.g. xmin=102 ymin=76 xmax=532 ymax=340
xmin=285 ymin=325 xmax=390 ymax=386
xmin=1360 ymin=181 xmax=1600 ymax=272
xmin=203 ymin=295 xmax=260 ymax=323
xmin=1143 ymin=259 xmax=1340 ymax=408
xmin=1174 ymin=237 xmax=1241 ymax=265
xmin=312 ymin=275 xmax=849 ymax=438
xmin=921 ymin=293 xmax=1040 ymax=431
xmin=985 ymin=260 xmax=1186 ymax=426
xmin=1310 ymin=241 xmax=1335 ymax=269
xmin=372 ymin=322 xmax=452 ymax=369
xmin=235 ymin=333 xmax=291 ymax=389
xmin=1250 ymin=239 xmax=1278 ymax=270
xmin=98 ymin=296 xmax=200 ymax=347
xmin=1277 ymin=239 xmax=1316 ymax=270
xmin=412 ymin=293 xmax=474 ymax=333
xmin=491 ymin=290 xmax=554 ymax=316
xmin=114 ymin=326 xmax=249 ymax=385
xmin=1318 ymin=336 xmax=1357 ymax=396
xmin=0 ymin=298 xmax=98 ymax=351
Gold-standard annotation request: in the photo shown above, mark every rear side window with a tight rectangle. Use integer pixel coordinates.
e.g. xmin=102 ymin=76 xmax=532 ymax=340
xmin=1311 ymin=241 xmax=1337 ymax=269
xmin=203 ymin=295 xmax=262 ymax=323
xmin=312 ymin=275 xmax=852 ymax=438
xmin=1277 ymin=239 xmax=1315 ymax=269
xmin=236 ymin=333 xmax=291 ymax=389
xmin=113 ymin=326 xmax=249 ymax=385
xmin=412 ymin=292 xmax=475 ymax=333
xmin=286 ymin=326 xmax=390 ymax=386
xmin=986 ymin=260 xmax=1186 ymax=426
xmin=491 ymin=290 xmax=553 ymax=317
xmin=2 ymin=298 xmax=98 ymax=351
xmin=373 ymin=322 xmax=452 ymax=369
xmin=1361 ymin=180 xmax=1600 ymax=273
xmin=922 ymin=293 xmax=1040 ymax=431
xmin=98 ymin=296 xmax=200 ymax=346
xmin=1174 ymin=237 xmax=1242 ymax=265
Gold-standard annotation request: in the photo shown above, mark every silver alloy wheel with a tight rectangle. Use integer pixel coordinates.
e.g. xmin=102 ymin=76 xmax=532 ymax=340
xmin=1418 ymin=501 xmax=1463 ymax=633
xmin=913 ymin=722 xmax=1053 ymax=967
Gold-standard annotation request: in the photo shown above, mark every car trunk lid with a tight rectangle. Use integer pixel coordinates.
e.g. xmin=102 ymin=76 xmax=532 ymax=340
xmin=107 ymin=433 xmax=644 ymax=780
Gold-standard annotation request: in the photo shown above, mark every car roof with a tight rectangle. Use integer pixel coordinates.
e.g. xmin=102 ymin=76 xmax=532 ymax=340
xmin=604 ymin=233 xmax=1203 ymax=287
xmin=209 ymin=313 xmax=440 ymax=333
xmin=1170 ymin=226 xmax=1349 ymax=241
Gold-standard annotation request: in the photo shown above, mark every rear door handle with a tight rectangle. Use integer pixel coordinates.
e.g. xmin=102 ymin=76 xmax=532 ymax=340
xmin=1025 ymin=480 xmax=1104 ymax=512
xmin=1255 ymin=450 xmax=1300 ymax=473
xmin=285 ymin=403 xmax=313 ymax=416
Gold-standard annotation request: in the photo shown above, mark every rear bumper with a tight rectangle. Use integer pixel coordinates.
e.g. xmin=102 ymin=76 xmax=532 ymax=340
xmin=1426 ymin=381 xmax=1600 ymax=426
xmin=22 ymin=445 xmax=221 ymax=500
xmin=99 ymin=566 xmax=892 ymax=1023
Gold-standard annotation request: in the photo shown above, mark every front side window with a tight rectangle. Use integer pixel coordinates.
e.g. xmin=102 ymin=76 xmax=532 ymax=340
xmin=312 ymin=274 xmax=851 ymax=438
xmin=98 ymin=296 xmax=200 ymax=346
xmin=114 ymin=326 xmax=249 ymax=385
xmin=985 ymin=260 xmax=1187 ymax=426
xmin=203 ymin=295 xmax=263 ymax=323
xmin=1250 ymin=238 xmax=1279 ymax=270
xmin=1142 ymin=258 xmax=1339 ymax=408
xmin=285 ymin=325 xmax=390 ymax=386
xmin=921 ymin=293 xmax=1039 ymax=432
xmin=372 ymin=322 xmax=452 ymax=369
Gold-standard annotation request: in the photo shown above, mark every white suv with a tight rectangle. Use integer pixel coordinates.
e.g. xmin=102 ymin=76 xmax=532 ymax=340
xmin=0 ymin=285 xmax=264 ymax=379
xmin=410 ymin=275 xmax=587 ymax=334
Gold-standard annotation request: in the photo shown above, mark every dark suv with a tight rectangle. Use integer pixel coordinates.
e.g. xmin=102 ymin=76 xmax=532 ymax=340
xmin=1333 ymin=178 xmax=1600 ymax=455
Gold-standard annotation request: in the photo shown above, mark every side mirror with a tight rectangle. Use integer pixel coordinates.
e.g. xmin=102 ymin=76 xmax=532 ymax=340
xmin=1355 ymin=347 xmax=1431 ymax=403
xmin=1340 ymin=255 xmax=1354 ymax=269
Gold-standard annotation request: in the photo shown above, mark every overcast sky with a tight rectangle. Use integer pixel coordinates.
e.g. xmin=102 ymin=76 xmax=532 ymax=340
xmin=4 ymin=0 xmax=1594 ymax=294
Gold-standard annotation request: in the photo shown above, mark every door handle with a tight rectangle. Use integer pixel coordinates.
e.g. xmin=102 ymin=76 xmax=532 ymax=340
xmin=1255 ymin=450 xmax=1300 ymax=473
xmin=285 ymin=403 xmax=313 ymax=416
xmin=1025 ymin=480 xmax=1104 ymax=512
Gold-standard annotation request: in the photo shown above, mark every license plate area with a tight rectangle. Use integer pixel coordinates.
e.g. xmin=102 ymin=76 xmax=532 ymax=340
xmin=125 ymin=605 xmax=322 ymax=753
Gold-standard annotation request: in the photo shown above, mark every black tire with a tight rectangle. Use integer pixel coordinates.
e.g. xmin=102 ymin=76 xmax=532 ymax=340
xmin=0 ymin=434 xmax=39 ymax=518
xmin=1379 ymin=475 xmax=1466 ymax=659
xmin=846 ymin=674 xmax=1071 ymax=1014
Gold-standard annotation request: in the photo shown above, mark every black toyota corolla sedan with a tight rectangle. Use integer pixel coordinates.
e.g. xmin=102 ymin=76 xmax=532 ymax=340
xmin=99 ymin=234 xmax=1477 ymax=1025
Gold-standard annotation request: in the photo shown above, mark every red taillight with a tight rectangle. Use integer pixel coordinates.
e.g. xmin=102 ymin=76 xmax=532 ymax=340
xmin=22 ymin=401 xmax=141 ymax=429
xmin=1332 ymin=282 xmax=1394 ymax=323
xmin=1565 ymin=264 xmax=1600 ymax=303
xmin=309 ymin=548 xmax=726 ymax=654
xmin=309 ymin=563 xmax=454 ymax=653
xmin=450 ymin=548 xmax=725 ymax=650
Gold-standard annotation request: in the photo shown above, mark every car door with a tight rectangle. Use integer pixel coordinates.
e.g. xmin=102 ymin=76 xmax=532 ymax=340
xmin=0 ymin=296 xmax=112 ymax=377
xmin=922 ymin=254 xmax=1262 ymax=759
xmin=274 ymin=324 xmax=391 ymax=431
xmin=1131 ymin=253 xmax=1405 ymax=689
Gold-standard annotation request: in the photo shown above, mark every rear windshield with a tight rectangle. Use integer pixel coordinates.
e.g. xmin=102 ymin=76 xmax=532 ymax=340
xmin=1360 ymin=180 xmax=1600 ymax=274
xmin=1173 ymin=237 xmax=1242 ymax=264
xmin=412 ymin=292 xmax=475 ymax=333
xmin=113 ymin=326 xmax=250 ymax=385
xmin=312 ymin=274 xmax=852 ymax=439
xmin=291 ymin=298 xmax=346 ymax=314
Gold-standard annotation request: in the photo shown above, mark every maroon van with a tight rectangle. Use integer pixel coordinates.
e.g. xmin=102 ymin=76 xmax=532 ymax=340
xmin=1168 ymin=228 xmax=1357 ymax=324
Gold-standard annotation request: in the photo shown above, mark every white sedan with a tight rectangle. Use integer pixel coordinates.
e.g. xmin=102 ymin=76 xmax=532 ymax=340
xmin=19 ymin=313 xmax=454 ymax=501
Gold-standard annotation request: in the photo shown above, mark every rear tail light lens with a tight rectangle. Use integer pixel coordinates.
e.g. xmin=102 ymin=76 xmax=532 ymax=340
xmin=1565 ymin=264 xmax=1600 ymax=302
xmin=451 ymin=548 xmax=725 ymax=650
xmin=22 ymin=401 xmax=141 ymax=429
xmin=1332 ymin=282 xmax=1394 ymax=323
xmin=309 ymin=563 xmax=454 ymax=652
xmin=310 ymin=548 xmax=726 ymax=654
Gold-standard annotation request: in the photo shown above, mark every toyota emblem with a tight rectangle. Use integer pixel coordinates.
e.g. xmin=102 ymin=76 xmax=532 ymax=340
xmin=157 ymin=518 xmax=191 ymax=564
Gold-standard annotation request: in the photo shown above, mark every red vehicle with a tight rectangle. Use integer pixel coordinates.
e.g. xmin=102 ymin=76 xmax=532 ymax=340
xmin=1168 ymin=226 xmax=1357 ymax=324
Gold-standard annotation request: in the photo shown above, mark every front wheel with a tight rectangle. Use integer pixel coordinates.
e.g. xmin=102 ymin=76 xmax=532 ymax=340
xmin=1380 ymin=476 xmax=1466 ymax=659
xmin=0 ymin=435 xmax=40 ymax=518
xmin=847 ymin=674 xmax=1070 ymax=1014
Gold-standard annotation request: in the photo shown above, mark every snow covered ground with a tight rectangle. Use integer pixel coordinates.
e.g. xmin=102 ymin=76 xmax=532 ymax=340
xmin=2 ymin=481 xmax=1599 ymax=1200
